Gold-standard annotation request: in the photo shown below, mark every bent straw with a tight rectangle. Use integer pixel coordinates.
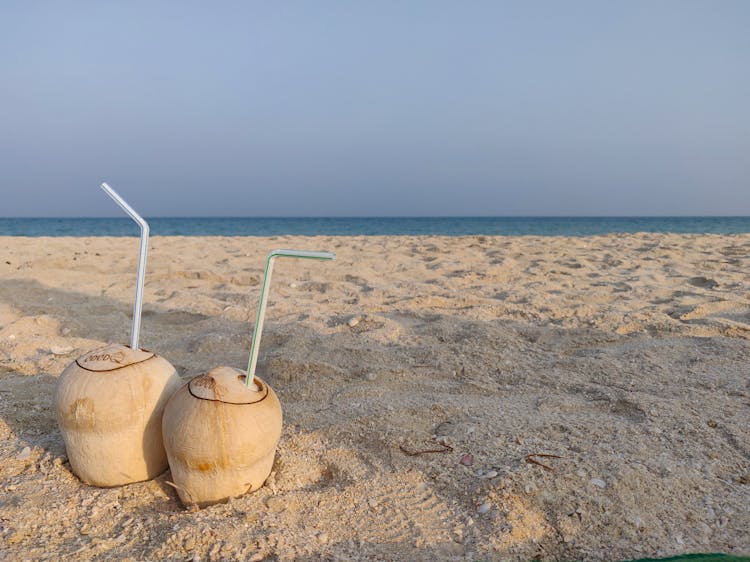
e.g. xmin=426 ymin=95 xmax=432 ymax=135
xmin=100 ymin=182 xmax=149 ymax=351
xmin=246 ymin=249 xmax=335 ymax=385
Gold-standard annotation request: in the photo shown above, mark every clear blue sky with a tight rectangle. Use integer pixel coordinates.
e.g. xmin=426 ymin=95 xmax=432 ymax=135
xmin=1 ymin=1 xmax=748 ymax=217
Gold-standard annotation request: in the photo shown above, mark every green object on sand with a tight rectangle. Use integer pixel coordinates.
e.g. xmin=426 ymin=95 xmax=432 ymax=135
xmin=627 ymin=554 xmax=749 ymax=562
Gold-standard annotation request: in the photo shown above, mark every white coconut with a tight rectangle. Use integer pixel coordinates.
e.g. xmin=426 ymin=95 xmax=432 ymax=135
xmin=162 ymin=366 xmax=283 ymax=507
xmin=55 ymin=343 xmax=183 ymax=487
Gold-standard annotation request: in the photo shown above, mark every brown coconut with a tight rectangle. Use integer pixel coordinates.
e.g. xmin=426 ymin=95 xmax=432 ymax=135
xmin=162 ymin=366 xmax=282 ymax=507
xmin=55 ymin=343 xmax=183 ymax=487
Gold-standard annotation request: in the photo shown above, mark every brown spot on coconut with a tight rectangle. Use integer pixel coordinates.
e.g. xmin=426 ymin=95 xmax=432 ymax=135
xmin=161 ymin=366 xmax=282 ymax=507
xmin=55 ymin=343 xmax=183 ymax=487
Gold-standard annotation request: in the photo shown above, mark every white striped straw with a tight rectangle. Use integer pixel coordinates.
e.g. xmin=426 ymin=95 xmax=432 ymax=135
xmin=100 ymin=182 xmax=149 ymax=351
xmin=246 ymin=249 xmax=335 ymax=385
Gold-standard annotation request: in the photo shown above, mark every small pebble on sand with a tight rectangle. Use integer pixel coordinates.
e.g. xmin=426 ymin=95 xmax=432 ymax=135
xmin=477 ymin=502 xmax=492 ymax=514
xmin=590 ymin=478 xmax=607 ymax=489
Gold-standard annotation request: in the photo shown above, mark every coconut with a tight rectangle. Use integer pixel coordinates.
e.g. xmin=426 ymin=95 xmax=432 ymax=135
xmin=55 ymin=343 xmax=183 ymax=487
xmin=162 ymin=366 xmax=283 ymax=507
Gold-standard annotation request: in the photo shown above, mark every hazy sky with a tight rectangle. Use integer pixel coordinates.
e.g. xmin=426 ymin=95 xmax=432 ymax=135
xmin=1 ymin=1 xmax=748 ymax=217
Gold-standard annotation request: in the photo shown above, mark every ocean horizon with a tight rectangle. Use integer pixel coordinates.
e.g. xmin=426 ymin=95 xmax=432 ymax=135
xmin=1 ymin=216 xmax=750 ymax=237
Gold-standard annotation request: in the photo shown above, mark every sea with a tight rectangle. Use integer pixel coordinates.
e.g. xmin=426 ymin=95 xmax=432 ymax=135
xmin=1 ymin=217 xmax=749 ymax=237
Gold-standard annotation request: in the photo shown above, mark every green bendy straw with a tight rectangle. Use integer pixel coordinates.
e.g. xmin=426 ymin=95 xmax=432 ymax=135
xmin=246 ymin=249 xmax=335 ymax=385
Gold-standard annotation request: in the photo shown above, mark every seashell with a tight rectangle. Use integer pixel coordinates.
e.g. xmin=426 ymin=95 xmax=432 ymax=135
xmin=459 ymin=453 xmax=474 ymax=466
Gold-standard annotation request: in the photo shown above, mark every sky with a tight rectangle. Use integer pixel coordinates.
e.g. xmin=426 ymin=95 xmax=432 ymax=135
xmin=0 ymin=1 xmax=748 ymax=217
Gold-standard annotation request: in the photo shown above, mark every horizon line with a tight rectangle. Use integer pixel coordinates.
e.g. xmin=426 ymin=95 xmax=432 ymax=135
xmin=3 ymin=215 xmax=750 ymax=220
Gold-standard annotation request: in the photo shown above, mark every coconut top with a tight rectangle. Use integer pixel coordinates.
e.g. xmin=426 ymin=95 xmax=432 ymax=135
xmin=75 ymin=343 xmax=155 ymax=372
xmin=188 ymin=366 xmax=268 ymax=404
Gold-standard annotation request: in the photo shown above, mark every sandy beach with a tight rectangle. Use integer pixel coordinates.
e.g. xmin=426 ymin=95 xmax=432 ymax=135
xmin=0 ymin=233 xmax=748 ymax=561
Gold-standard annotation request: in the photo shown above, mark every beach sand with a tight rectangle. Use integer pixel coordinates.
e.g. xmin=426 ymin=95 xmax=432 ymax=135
xmin=1 ymin=233 xmax=748 ymax=561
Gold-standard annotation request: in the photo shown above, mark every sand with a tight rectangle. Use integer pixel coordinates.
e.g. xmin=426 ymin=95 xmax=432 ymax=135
xmin=0 ymin=233 xmax=748 ymax=561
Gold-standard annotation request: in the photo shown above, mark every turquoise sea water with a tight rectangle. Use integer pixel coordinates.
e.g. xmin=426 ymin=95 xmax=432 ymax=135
xmin=1 ymin=217 xmax=749 ymax=237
